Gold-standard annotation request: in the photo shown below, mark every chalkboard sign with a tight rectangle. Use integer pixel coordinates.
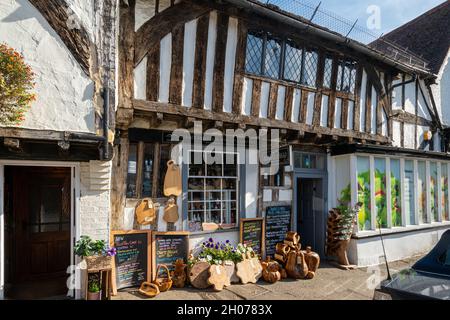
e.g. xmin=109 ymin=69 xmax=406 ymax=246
xmin=110 ymin=230 xmax=151 ymax=291
xmin=265 ymin=206 xmax=291 ymax=257
xmin=239 ymin=218 xmax=265 ymax=257
xmin=152 ymin=232 xmax=189 ymax=280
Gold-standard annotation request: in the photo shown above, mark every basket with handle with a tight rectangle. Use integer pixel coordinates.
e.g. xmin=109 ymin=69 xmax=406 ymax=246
xmin=138 ymin=282 xmax=160 ymax=298
xmin=152 ymin=264 xmax=173 ymax=292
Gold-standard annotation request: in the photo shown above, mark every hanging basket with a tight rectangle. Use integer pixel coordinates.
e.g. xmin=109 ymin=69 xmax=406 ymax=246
xmin=85 ymin=255 xmax=112 ymax=271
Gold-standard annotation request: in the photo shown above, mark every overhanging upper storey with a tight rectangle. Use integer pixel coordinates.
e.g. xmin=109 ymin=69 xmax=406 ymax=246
xmin=117 ymin=0 xmax=441 ymax=148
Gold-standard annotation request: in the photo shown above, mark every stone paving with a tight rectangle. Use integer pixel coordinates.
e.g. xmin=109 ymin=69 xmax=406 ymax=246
xmin=113 ymin=255 xmax=423 ymax=300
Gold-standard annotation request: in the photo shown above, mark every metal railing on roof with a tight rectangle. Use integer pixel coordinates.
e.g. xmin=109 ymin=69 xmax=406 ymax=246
xmin=258 ymin=0 xmax=429 ymax=71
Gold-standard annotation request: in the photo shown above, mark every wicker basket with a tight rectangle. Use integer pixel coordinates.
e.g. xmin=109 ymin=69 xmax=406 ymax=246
xmin=85 ymin=255 xmax=112 ymax=271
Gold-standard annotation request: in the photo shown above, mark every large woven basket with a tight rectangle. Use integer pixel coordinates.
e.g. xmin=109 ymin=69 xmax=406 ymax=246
xmin=85 ymin=255 xmax=112 ymax=271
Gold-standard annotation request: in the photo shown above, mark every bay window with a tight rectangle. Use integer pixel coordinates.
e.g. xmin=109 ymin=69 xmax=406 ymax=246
xmin=336 ymin=154 xmax=450 ymax=233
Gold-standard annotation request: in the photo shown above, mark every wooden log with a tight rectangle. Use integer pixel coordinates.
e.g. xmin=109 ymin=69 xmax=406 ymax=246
xmin=192 ymin=14 xmax=210 ymax=108
xmin=212 ymin=13 xmax=229 ymax=113
xmin=169 ymin=24 xmax=184 ymax=105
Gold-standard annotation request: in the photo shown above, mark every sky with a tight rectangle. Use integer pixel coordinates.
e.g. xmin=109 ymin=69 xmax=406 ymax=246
xmin=271 ymin=0 xmax=446 ymax=36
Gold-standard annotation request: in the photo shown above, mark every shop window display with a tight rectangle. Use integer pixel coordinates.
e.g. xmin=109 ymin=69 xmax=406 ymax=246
xmin=357 ymin=156 xmax=371 ymax=230
xmin=442 ymin=163 xmax=449 ymax=221
xmin=418 ymin=161 xmax=427 ymax=223
xmin=430 ymin=162 xmax=438 ymax=222
xmin=390 ymin=159 xmax=401 ymax=226
xmin=374 ymin=158 xmax=387 ymax=228
xmin=188 ymin=151 xmax=238 ymax=231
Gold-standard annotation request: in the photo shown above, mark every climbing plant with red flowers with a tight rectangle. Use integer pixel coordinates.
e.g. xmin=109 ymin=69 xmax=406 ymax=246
xmin=0 ymin=43 xmax=36 ymax=125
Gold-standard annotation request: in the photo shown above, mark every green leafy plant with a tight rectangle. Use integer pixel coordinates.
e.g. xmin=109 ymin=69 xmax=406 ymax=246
xmin=74 ymin=235 xmax=107 ymax=258
xmin=0 ymin=43 xmax=36 ymax=125
xmin=88 ymin=274 xmax=101 ymax=293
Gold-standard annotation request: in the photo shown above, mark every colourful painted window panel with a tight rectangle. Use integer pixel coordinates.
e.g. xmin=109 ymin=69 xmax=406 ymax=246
xmin=404 ymin=160 xmax=415 ymax=225
xmin=374 ymin=158 xmax=387 ymax=228
xmin=430 ymin=162 xmax=438 ymax=222
xmin=418 ymin=161 xmax=427 ymax=223
xmin=441 ymin=163 xmax=449 ymax=221
xmin=390 ymin=159 xmax=401 ymax=227
xmin=357 ymin=156 xmax=371 ymax=230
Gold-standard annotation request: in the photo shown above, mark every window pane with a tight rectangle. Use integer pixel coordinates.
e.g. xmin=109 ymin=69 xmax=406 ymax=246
xmin=245 ymin=33 xmax=263 ymax=74
xmin=349 ymin=67 xmax=357 ymax=93
xmin=442 ymin=163 xmax=449 ymax=221
xmin=302 ymin=50 xmax=318 ymax=87
xmin=323 ymin=57 xmax=333 ymax=88
xmin=141 ymin=143 xmax=154 ymax=197
xmin=390 ymin=159 xmax=402 ymax=226
xmin=283 ymin=41 xmax=302 ymax=82
xmin=263 ymin=37 xmax=281 ymax=78
xmin=336 ymin=64 xmax=343 ymax=91
xmin=342 ymin=65 xmax=352 ymax=92
xmin=418 ymin=161 xmax=427 ymax=223
xmin=374 ymin=158 xmax=387 ymax=228
xmin=357 ymin=156 xmax=371 ymax=230
xmin=404 ymin=160 xmax=416 ymax=225
xmin=126 ymin=143 xmax=138 ymax=198
xmin=430 ymin=162 xmax=438 ymax=222
xmin=157 ymin=144 xmax=171 ymax=198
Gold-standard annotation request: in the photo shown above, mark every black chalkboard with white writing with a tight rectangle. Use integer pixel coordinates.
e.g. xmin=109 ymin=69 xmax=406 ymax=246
xmin=265 ymin=206 xmax=291 ymax=257
xmin=240 ymin=218 xmax=265 ymax=257
xmin=152 ymin=232 xmax=189 ymax=279
xmin=112 ymin=231 xmax=151 ymax=290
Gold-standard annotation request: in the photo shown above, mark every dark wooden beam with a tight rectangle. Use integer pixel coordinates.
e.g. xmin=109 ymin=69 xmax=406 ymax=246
xmin=133 ymin=99 xmax=390 ymax=143
xmin=192 ymin=14 xmax=210 ymax=108
xmin=146 ymin=43 xmax=160 ymax=101
xmin=29 ymin=0 xmax=93 ymax=76
xmin=212 ymin=13 xmax=229 ymax=113
xmin=232 ymin=20 xmax=248 ymax=114
xmin=169 ymin=24 xmax=185 ymax=105
xmin=251 ymin=79 xmax=262 ymax=117
xmin=134 ymin=1 xmax=210 ymax=66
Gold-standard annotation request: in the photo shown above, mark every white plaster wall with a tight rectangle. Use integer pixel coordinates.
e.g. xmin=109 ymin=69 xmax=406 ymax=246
xmin=66 ymin=0 xmax=95 ymax=39
xmin=223 ymin=17 xmax=238 ymax=113
xmin=182 ymin=19 xmax=197 ymax=108
xmin=334 ymin=98 xmax=342 ymax=129
xmin=204 ymin=11 xmax=217 ymax=111
xmin=245 ymin=159 xmax=259 ymax=218
xmin=431 ymin=51 xmax=450 ymax=127
xmin=241 ymin=77 xmax=253 ymax=116
xmin=391 ymin=78 xmax=402 ymax=110
xmin=320 ymin=95 xmax=329 ymax=127
xmin=259 ymin=82 xmax=270 ymax=118
xmin=404 ymin=123 xmax=415 ymax=149
xmin=275 ymin=86 xmax=285 ymax=120
xmin=392 ymin=120 xmax=401 ymax=147
xmin=404 ymin=77 xmax=416 ymax=114
xmin=305 ymin=92 xmax=315 ymax=125
xmin=359 ymin=70 xmax=367 ymax=132
xmin=348 ymin=225 xmax=450 ymax=266
xmin=159 ymin=33 xmax=172 ymax=103
xmin=135 ymin=0 xmax=156 ymax=31
xmin=0 ymin=0 xmax=95 ymax=132
xmin=134 ymin=56 xmax=147 ymax=100
xmin=347 ymin=100 xmax=354 ymax=130
xmin=291 ymin=89 xmax=301 ymax=122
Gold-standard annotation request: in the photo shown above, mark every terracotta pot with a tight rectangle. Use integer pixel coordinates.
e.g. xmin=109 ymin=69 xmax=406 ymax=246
xmin=87 ymin=291 xmax=101 ymax=300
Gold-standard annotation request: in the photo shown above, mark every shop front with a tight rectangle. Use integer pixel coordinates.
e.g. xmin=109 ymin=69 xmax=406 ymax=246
xmin=331 ymin=145 xmax=450 ymax=266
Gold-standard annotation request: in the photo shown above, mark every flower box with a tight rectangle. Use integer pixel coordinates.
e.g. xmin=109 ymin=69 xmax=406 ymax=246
xmin=85 ymin=255 xmax=112 ymax=271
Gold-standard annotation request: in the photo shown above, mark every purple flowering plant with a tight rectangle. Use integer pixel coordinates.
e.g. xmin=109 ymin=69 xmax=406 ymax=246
xmin=197 ymin=238 xmax=243 ymax=265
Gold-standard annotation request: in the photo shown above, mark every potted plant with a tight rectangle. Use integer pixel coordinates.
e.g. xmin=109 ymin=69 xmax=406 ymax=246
xmin=74 ymin=235 xmax=116 ymax=270
xmin=87 ymin=273 xmax=101 ymax=301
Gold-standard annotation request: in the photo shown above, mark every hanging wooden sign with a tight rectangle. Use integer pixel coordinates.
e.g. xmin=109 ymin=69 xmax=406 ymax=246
xmin=239 ymin=217 xmax=265 ymax=257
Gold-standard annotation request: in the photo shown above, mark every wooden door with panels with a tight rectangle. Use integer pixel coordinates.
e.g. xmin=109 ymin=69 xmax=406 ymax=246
xmin=9 ymin=166 xmax=71 ymax=284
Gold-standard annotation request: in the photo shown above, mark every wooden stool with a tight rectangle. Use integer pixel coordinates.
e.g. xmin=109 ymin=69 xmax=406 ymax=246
xmin=84 ymin=267 xmax=113 ymax=300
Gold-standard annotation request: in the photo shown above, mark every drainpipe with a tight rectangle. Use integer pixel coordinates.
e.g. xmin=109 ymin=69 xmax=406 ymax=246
xmin=102 ymin=85 xmax=110 ymax=160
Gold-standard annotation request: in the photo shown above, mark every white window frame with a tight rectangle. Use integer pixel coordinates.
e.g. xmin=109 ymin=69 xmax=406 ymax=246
xmin=187 ymin=150 xmax=240 ymax=228
xmin=346 ymin=153 xmax=450 ymax=235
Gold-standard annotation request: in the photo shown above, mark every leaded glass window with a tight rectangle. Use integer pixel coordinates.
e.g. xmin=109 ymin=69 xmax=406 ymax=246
xmin=323 ymin=57 xmax=333 ymax=88
xmin=245 ymin=33 xmax=264 ymax=74
xmin=263 ymin=37 xmax=282 ymax=79
xmin=283 ymin=41 xmax=303 ymax=83
xmin=302 ymin=50 xmax=318 ymax=87
xmin=337 ymin=60 xmax=357 ymax=93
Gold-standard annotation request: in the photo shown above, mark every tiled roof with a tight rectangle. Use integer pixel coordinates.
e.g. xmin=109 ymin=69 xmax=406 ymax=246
xmin=377 ymin=1 xmax=450 ymax=75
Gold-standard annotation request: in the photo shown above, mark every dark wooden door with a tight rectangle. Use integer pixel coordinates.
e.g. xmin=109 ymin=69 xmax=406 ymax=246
xmin=11 ymin=167 xmax=71 ymax=282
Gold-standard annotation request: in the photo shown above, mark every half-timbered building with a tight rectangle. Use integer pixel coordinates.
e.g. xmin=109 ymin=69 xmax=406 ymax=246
xmin=113 ymin=0 xmax=450 ymax=267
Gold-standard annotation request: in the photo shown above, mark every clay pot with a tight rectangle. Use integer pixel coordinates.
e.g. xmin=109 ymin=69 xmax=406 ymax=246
xmin=87 ymin=291 xmax=101 ymax=300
